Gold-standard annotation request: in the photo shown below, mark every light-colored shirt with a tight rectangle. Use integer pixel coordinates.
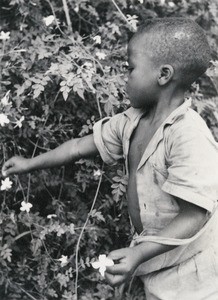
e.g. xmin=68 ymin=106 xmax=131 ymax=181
xmin=93 ymin=99 xmax=218 ymax=275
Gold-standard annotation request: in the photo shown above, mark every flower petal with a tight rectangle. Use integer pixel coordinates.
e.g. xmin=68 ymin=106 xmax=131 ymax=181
xmin=98 ymin=254 xmax=107 ymax=262
xmin=99 ymin=266 xmax=106 ymax=277
xmin=91 ymin=261 xmax=101 ymax=269
xmin=104 ymin=257 xmax=114 ymax=267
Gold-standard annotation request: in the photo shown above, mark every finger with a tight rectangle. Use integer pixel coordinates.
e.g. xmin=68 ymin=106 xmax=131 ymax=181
xmin=2 ymin=161 xmax=15 ymax=177
xmin=106 ymin=263 xmax=127 ymax=275
xmin=2 ymin=168 xmax=12 ymax=177
xmin=107 ymin=249 xmax=126 ymax=261
xmin=2 ymin=159 xmax=14 ymax=169
xmin=2 ymin=161 xmax=12 ymax=177
xmin=2 ymin=169 xmax=7 ymax=177
xmin=105 ymin=272 xmax=126 ymax=287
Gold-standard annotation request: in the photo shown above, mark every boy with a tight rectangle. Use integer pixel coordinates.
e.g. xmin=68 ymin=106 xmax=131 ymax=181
xmin=2 ymin=18 xmax=218 ymax=299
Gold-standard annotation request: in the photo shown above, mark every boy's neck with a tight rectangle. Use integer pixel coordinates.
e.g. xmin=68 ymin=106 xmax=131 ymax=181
xmin=144 ymin=89 xmax=185 ymax=125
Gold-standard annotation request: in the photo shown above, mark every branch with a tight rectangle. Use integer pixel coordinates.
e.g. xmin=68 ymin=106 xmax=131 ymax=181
xmin=74 ymin=170 xmax=103 ymax=299
xmin=62 ymin=0 xmax=73 ymax=32
xmin=46 ymin=0 xmax=66 ymax=37
xmin=25 ymin=91 xmax=60 ymax=202
xmin=10 ymin=281 xmax=38 ymax=300
xmin=14 ymin=231 xmax=31 ymax=241
xmin=111 ymin=0 xmax=135 ymax=31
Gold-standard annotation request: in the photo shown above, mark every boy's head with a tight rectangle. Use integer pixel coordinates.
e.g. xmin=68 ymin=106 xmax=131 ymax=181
xmin=127 ymin=17 xmax=211 ymax=108
xmin=132 ymin=17 xmax=211 ymax=87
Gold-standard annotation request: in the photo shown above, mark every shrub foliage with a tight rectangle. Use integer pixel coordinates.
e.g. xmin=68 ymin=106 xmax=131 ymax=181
xmin=0 ymin=0 xmax=218 ymax=299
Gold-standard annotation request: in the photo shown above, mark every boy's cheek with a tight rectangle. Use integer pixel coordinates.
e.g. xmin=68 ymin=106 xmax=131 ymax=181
xmin=126 ymin=81 xmax=131 ymax=94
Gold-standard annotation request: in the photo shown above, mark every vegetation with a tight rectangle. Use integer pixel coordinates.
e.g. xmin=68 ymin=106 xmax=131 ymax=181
xmin=0 ymin=0 xmax=218 ymax=299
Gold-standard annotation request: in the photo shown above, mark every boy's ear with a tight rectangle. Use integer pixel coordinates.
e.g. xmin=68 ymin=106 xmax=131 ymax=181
xmin=157 ymin=65 xmax=174 ymax=86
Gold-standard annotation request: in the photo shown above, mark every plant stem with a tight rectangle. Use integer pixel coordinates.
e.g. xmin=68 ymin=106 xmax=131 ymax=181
xmin=62 ymin=0 xmax=72 ymax=32
xmin=111 ymin=0 xmax=134 ymax=31
xmin=74 ymin=170 xmax=103 ymax=299
xmin=14 ymin=231 xmax=32 ymax=241
xmin=46 ymin=0 xmax=66 ymax=36
xmin=10 ymin=281 xmax=38 ymax=300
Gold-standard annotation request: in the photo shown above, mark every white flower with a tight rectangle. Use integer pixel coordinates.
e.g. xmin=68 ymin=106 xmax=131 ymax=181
xmin=96 ymin=51 xmax=107 ymax=60
xmin=20 ymin=201 xmax=33 ymax=213
xmin=91 ymin=254 xmax=114 ymax=277
xmin=43 ymin=15 xmax=55 ymax=26
xmin=1 ymin=91 xmax=11 ymax=106
xmin=1 ymin=177 xmax=13 ymax=191
xmin=14 ymin=116 xmax=25 ymax=128
xmin=83 ymin=62 xmax=93 ymax=69
xmin=74 ymin=5 xmax=79 ymax=13
xmin=0 ymin=31 xmax=10 ymax=41
xmin=0 ymin=113 xmax=10 ymax=127
xmin=126 ymin=15 xmax=138 ymax=32
xmin=168 ymin=1 xmax=175 ymax=7
xmin=69 ymin=223 xmax=75 ymax=234
xmin=93 ymin=169 xmax=101 ymax=177
xmin=58 ymin=255 xmax=68 ymax=267
xmin=47 ymin=214 xmax=57 ymax=219
xmin=10 ymin=212 xmax=16 ymax=223
xmin=93 ymin=35 xmax=101 ymax=44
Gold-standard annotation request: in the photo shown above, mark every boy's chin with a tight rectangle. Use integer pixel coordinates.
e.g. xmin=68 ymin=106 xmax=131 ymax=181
xmin=130 ymin=101 xmax=147 ymax=109
xmin=129 ymin=99 xmax=143 ymax=109
xmin=131 ymin=104 xmax=143 ymax=109
xmin=130 ymin=98 xmax=155 ymax=110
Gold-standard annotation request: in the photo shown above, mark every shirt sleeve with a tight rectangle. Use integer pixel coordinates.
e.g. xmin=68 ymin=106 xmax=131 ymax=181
xmin=93 ymin=113 xmax=126 ymax=165
xmin=162 ymin=124 xmax=218 ymax=213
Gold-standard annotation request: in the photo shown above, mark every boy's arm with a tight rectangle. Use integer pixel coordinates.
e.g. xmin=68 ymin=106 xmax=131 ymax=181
xmin=2 ymin=134 xmax=99 ymax=177
xmin=105 ymin=198 xmax=207 ymax=286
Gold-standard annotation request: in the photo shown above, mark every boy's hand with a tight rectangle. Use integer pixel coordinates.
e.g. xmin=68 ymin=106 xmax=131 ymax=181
xmin=2 ymin=156 xmax=30 ymax=177
xmin=105 ymin=247 xmax=142 ymax=287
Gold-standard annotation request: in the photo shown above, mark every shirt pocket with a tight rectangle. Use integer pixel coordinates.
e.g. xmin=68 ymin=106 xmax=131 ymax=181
xmin=147 ymin=154 xmax=180 ymax=216
xmin=149 ymin=151 xmax=168 ymax=185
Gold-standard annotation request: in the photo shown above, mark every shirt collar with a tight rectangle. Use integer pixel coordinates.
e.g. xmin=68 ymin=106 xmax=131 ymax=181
xmin=124 ymin=107 xmax=145 ymax=121
xmin=163 ymin=98 xmax=192 ymax=126
xmin=124 ymin=98 xmax=192 ymax=125
xmin=136 ymin=98 xmax=192 ymax=171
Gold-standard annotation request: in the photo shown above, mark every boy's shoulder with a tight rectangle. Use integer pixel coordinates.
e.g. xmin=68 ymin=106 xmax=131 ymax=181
xmin=164 ymin=106 xmax=217 ymax=154
xmin=168 ymin=106 xmax=212 ymax=136
xmin=98 ymin=106 xmax=145 ymax=133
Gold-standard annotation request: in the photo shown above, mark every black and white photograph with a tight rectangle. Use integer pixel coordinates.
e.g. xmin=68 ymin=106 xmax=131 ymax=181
xmin=0 ymin=0 xmax=218 ymax=299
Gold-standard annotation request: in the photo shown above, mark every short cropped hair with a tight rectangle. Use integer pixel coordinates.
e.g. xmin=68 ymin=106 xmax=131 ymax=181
xmin=132 ymin=17 xmax=211 ymax=87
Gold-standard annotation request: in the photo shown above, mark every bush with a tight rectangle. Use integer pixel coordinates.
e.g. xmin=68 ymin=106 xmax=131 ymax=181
xmin=0 ymin=0 xmax=218 ymax=299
